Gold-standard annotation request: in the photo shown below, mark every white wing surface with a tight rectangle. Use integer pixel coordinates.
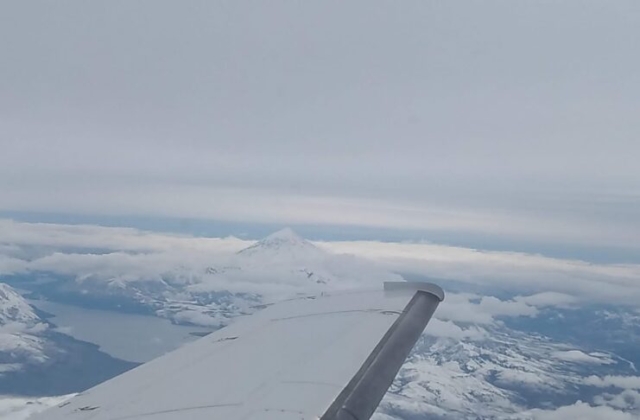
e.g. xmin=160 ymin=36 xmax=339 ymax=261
xmin=31 ymin=282 xmax=443 ymax=420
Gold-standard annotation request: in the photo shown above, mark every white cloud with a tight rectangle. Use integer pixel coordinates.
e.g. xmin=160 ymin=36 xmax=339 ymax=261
xmin=551 ymin=350 xmax=614 ymax=365
xmin=322 ymin=240 xmax=640 ymax=305
xmin=0 ymin=221 xmax=408 ymax=304
xmin=0 ymin=255 xmax=27 ymax=276
xmin=495 ymin=369 xmax=550 ymax=388
xmin=477 ymin=296 xmax=539 ymax=318
xmin=594 ymin=389 xmax=640 ymax=410
xmin=433 ymin=293 xmax=542 ymax=327
xmin=424 ymin=319 xmax=488 ymax=341
xmin=515 ymin=292 xmax=578 ymax=308
xmin=6 ymin=185 xmax=635 ymax=249
xmin=166 ymin=309 xmax=227 ymax=329
xmin=583 ymin=375 xmax=640 ymax=390
xmin=433 ymin=293 xmax=497 ymax=324
xmin=0 ymin=219 xmax=248 ymax=255
xmin=3 ymin=219 xmax=640 ymax=308
xmin=526 ymin=401 xmax=637 ymax=420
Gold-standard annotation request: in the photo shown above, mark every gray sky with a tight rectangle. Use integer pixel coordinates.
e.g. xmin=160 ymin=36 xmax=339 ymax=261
xmin=1 ymin=1 xmax=639 ymax=248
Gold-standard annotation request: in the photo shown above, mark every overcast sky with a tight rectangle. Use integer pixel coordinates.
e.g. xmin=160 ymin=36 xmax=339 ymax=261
xmin=1 ymin=1 xmax=639 ymax=248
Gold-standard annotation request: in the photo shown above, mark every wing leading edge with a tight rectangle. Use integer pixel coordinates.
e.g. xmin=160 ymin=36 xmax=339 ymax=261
xmin=31 ymin=282 xmax=443 ymax=420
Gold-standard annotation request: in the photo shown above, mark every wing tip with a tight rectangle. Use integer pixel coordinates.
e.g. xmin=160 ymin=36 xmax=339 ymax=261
xmin=384 ymin=281 xmax=445 ymax=302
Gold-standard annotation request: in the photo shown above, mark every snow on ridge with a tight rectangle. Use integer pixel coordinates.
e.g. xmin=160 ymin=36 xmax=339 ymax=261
xmin=236 ymin=227 xmax=322 ymax=260
xmin=0 ymin=283 xmax=40 ymax=327
xmin=259 ymin=227 xmax=305 ymax=243
xmin=0 ymin=283 xmax=48 ymax=367
xmin=378 ymin=322 xmax=637 ymax=420
xmin=0 ymin=395 xmax=74 ymax=420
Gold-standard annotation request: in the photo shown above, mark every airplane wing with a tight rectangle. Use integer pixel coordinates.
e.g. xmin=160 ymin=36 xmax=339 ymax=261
xmin=30 ymin=282 xmax=443 ymax=420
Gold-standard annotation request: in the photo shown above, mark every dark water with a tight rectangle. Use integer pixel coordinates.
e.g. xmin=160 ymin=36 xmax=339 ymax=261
xmin=0 ymin=280 xmax=209 ymax=397
xmin=3 ymin=273 xmax=155 ymax=316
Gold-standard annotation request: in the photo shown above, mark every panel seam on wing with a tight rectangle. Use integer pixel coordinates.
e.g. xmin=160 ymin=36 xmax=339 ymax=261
xmin=270 ymin=309 xmax=400 ymax=322
xmin=104 ymin=403 xmax=244 ymax=419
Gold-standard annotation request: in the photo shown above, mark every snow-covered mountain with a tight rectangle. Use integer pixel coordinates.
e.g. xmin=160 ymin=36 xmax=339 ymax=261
xmin=375 ymin=308 xmax=640 ymax=420
xmin=202 ymin=227 xmax=401 ymax=292
xmin=0 ymin=283 xmax=41 ymax=326
xmin=0 ymin=283 xmax=48 ymax=372
xmin=198 ymin=227 xmax=338 ymax=288
xmin=152 ymin=228 xmax=402 ymax=326
xmin=236 ymin=227 xmax=324 ymax=260
xmin=166 ymin=228 xmax=402 ymax=325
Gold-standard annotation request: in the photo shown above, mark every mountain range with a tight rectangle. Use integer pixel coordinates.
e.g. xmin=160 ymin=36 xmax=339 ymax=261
xmin=2 ymin=228 xmax=639 ymax=419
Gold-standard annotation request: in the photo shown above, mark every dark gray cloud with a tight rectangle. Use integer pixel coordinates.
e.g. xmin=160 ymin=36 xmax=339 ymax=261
xmin=1 ymin=1 xmax=638 ymax=245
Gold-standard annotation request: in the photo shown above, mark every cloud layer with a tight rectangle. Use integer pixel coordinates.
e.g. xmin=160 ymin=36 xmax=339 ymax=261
xmin=2 ymin=219 xmax=640 ymax=306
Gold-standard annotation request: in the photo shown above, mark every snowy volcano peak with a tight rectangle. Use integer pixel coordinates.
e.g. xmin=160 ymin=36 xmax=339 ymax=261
xmin=0 ymin=283 xmax=40 ymax=326
xmin=263 ymin=227 xmax=304 ymax=243
xmin=237 ymin=228 xmax=323 ymax=260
